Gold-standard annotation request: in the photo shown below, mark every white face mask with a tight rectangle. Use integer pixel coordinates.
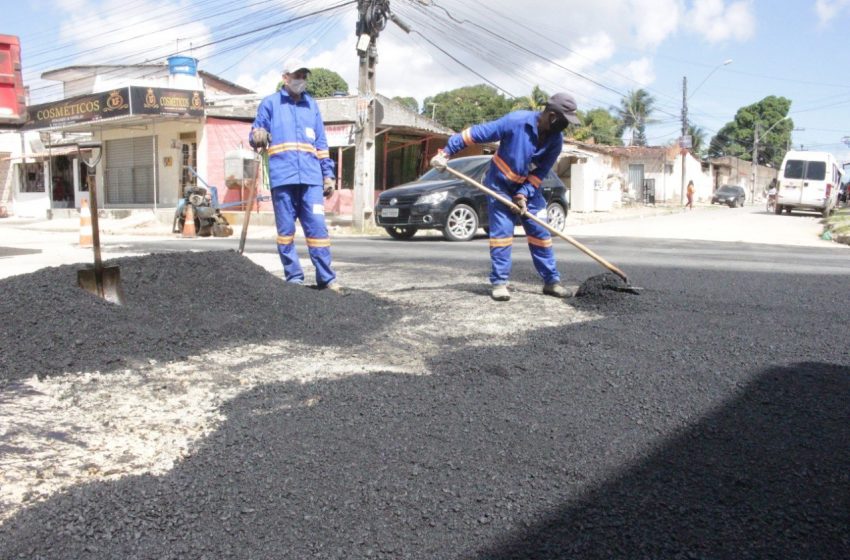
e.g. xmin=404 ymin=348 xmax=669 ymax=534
xmin=288 ymin=79 xmax=307 ymax=94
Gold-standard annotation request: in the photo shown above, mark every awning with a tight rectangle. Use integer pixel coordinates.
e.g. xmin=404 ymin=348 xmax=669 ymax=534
xmin=1 ymin=145 xmax=82 ymax=161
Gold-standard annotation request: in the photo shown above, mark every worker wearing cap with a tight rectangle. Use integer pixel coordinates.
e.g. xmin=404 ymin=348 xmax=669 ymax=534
xmin=431 ymin=93 xmax=580 ymax=301
xmin=249 ymin=63 xmax=339 ymax=291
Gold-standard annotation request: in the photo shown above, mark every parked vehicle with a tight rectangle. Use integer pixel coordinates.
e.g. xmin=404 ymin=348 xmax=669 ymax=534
xmin=375 ymin=156 xmax=570 ymax=241
xmin=711 ymin=185 xmax=747 ymax=207
xmin=775 ymin=150 xmax=843 ymax=217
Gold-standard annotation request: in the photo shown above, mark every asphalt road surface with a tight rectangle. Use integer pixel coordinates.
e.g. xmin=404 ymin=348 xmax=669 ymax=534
xmin=1 ymin=205 xmax=848 ymax=558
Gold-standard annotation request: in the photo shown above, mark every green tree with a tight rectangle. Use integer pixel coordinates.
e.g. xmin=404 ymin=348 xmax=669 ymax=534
xmin=708 ymin=96 xmax=792 ymax=167
xmin=616 ymin=89 xmax=656 ymax=146
xmin=422 ymin=84 xmax=513 ymax=131
xmin=572 ymin=108 xmax=623 ymax=145
xmin=687 ymin=124 xmax=707 ymax=158
xmin=511 ymin=85 xmax=549 ymax=111
xmin=276 ymin=68 xmax=349 ymax=97
xmin=392 ymin=96 xmax=419 ymax=113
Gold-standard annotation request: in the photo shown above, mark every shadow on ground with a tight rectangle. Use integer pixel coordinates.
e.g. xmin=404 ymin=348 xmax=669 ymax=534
xmin=1 ymin=359 xmax=846 ymax=559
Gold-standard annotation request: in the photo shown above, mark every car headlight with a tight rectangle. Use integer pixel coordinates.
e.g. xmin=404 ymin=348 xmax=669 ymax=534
xmin=415 ymin=191 xmax=448 ymax=205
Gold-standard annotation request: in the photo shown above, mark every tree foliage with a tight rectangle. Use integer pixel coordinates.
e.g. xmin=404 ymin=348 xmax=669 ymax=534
xmin=392 ymin=96 xmax=419 ymax=113
xmin=615 ymin=89 xmax=653 ymax=145
xmin=687 ymin=124 xmax=707 ymax=158
xmin=423 ymin=85 xmax=514 ymax=131
xmin=307 ymin=68 xmax=349 ymax=97
xmin=708 ymin=96 xmax=793 ymax=167
xmin=512 ymin=85 xmax=549 ymax=111
xmin=572 ymin=108 xmax=623 ymax=145
xmin=616 ymin=89 xmax=657 ymax=146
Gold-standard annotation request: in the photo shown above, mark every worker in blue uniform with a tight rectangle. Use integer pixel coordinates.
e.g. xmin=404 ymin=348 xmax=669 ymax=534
xmin=431 ymin=92 xmax=580 ymax=301
xmin=249 ymin=63 xmax=339 ymax=291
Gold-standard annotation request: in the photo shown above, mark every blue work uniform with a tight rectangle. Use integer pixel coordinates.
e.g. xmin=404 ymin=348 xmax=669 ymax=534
xmin=443 ymin=110 xmax=562 ymax=286
xmin=250 ymin=89 xmax=336 ymax=286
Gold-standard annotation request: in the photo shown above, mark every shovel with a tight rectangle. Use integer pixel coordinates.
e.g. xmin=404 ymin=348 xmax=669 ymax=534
xmin=443 ymin=165 xmax=640 ymax=294
xmin=76 ymin=141 xmax=125 ymax=305
xmin=238 ymin=149 xmax=264 ymax=255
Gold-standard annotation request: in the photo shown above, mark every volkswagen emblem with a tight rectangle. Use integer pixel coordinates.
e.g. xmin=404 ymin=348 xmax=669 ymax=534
xmin=389 ymin=198 xmax=398 ymax=206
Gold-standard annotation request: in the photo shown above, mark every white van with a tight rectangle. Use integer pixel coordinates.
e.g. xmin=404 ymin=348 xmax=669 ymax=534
xmin=775 ymin=150 xmax=843 ymax=216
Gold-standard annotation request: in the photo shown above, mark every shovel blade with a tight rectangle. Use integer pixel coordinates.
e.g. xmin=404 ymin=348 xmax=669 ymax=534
xmin=77 ymin=266 xmax=125 ymax=305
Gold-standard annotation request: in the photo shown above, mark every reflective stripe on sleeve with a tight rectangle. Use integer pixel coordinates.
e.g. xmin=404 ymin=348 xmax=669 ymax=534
xmin=528 ymin=175 xmax=542 ymax=188
xmin=317 ymin=150 xmax=330 ymax=159
xmin=462 ymin=128 xmax=475 ymax=146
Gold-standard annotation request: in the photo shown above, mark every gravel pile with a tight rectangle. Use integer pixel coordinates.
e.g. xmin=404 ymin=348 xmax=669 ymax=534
xmin=0 ymin=251 xmax=400 ymax=385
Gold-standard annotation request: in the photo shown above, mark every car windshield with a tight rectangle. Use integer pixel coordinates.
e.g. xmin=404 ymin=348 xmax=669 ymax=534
xmin=717 ymin=186 xmax=739 ymax=194
xmin=418 ymin=158 xmax=489 ymax=181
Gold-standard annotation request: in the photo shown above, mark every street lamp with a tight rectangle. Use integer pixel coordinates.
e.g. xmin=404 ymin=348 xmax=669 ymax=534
xmin=752 ymin=116 xmax=790 ymax=200
xmin=688 ymin=59 xmax=733 ymax=100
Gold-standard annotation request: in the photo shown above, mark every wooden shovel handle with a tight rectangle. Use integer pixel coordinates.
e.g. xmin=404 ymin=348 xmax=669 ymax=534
xmin=238 ymin=150 xmax=263 ymax=255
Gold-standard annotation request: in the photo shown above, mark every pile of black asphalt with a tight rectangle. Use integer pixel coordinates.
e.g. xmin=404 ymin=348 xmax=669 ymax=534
xmin=0 ymin=251 xmax=401 ymax=386
xmin=2 ymin=263 xmax=848 ymax=559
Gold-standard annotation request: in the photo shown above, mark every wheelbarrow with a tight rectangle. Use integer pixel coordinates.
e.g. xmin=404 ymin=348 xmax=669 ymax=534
xmin=76 ymin=141 xmax=125 ymax=305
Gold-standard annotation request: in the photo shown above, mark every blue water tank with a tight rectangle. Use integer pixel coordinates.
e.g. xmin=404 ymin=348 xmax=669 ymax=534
xmin=167 ymin=56 xmax=198 ymax=76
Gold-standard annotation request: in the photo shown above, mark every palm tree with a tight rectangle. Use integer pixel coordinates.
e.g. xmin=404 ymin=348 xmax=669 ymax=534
xmin=512 ymin=85 xmax=549 ymax=111
xmin=616 ymin=89 xmax=656 ymax=146
xmin=687 ymin=124 xmax=707 ymax=158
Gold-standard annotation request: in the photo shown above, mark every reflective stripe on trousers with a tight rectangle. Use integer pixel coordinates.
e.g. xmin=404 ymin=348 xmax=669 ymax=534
xmin=272 ymin=184 xmax=336 ymax=286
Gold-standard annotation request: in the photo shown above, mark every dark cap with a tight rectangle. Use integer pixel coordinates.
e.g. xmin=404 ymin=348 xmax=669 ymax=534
xmin=546 ymin=92 xmax=581 ymax=126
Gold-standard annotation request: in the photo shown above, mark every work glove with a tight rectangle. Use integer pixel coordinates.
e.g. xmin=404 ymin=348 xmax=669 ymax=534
xmin=251 ymin=128 xmax=270 ymax=149
xmin=323 ymin=177 xmax=335 ymax=198
xmin=511 ymin=194 xmax=528 ymax=215
xmin=430 ymin=149 xmax=448 ymax=170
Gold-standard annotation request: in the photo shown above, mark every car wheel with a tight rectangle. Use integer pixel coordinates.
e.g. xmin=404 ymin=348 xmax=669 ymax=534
xmin=785 ymin=206 xmax=792 ymax=214
xmin=729 ymin=199 xmax=737 ymax=208
xmin=443 ymin=203 xmax=479 ymax=241
xmin=384 ymin=226 xmax=418 ymax=240
xmin=546 ymin=202 xmax=567 ymax=232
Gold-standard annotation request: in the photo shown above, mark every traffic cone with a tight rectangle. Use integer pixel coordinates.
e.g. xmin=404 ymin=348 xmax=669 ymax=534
xmin=182 ymin=204 xmax=197 ymax=238
xmin=79 ymin=199 xmax=93 ymax=248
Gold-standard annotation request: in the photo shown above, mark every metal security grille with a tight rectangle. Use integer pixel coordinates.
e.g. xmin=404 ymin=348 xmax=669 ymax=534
xmin=105 ymin=137 xmax=155 ymax=205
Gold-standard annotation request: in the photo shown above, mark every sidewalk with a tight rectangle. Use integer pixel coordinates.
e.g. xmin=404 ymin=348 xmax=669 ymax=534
xmin=0 ymin=202 xmax=684 ymax=239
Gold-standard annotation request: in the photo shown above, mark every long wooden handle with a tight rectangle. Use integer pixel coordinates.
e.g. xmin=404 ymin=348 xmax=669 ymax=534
xmin=238 ymin=152 xmax=263 ymax=255
xmin=443 ymin=166 xmax=629 ymax=283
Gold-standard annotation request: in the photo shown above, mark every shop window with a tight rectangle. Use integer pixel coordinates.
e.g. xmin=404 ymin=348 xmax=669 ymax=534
xmin=19 ymin=162 xmax=45 ymax=193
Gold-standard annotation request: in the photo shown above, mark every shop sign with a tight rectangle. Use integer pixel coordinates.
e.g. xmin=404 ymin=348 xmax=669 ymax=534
xmin=130 ymin=87 xmax=204 ymax=117
xmin=325 ymin=123 xmax=353 ymax=147
xmin=24 ymin=86 xmax=204 ymax=130
xmin=24 ymin=88 xmax=131 ymax=129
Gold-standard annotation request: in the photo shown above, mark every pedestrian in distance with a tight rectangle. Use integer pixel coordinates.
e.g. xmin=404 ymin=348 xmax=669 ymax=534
xmin=249 ymin=62 xmax=340 ymax=292
xmin=686 ymin=180 xmax=695 ymax=210
xmin=430 ymin=93 xmax=580 ymax=302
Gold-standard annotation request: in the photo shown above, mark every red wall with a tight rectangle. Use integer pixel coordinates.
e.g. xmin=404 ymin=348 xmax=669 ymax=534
xmin=205 ymin=117 xmax=272 ymax=211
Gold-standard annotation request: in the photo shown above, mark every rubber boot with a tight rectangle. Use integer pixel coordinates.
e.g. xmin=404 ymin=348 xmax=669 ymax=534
xmin=491 ymin=284 xmax=510 ymax=301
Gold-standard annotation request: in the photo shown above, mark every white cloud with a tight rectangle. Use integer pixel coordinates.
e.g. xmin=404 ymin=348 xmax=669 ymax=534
xmin=815 ymin=0 xmax=850 ymax=24
xmin=686 ymin=0 xmax=756 ymax=43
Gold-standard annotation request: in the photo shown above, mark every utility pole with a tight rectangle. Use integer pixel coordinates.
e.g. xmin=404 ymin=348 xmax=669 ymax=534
xmin=751 ymin=122 xmax=759 ymax=201
xmin=352 ymin=0 xmax=409 ymax=231
xmin=680 ymin=76 xmax=688 ymax=205
xmin=428 ymin=102 xmax=438 ymax=120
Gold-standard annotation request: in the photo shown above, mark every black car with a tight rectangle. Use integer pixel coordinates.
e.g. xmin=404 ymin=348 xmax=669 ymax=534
xmin=375 ymin=156 xmax=570 ymax=241
xmin=711 ymin=184 xmax=746 ymax=207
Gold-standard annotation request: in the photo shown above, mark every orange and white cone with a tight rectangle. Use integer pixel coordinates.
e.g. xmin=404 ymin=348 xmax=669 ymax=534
xmin=79 ymin=199 xmax=93 ymax=248
xmin=182 ymin=204 xmax=197 ymax=238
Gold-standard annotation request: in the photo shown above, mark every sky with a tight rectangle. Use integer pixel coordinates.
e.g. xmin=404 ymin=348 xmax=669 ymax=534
xmin=7 ymin=0 xmax=850 ymax=162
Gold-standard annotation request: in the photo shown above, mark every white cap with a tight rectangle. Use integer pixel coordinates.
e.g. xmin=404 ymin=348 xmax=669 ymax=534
xmin=282 ymin=61 xmax=310 ymax=75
